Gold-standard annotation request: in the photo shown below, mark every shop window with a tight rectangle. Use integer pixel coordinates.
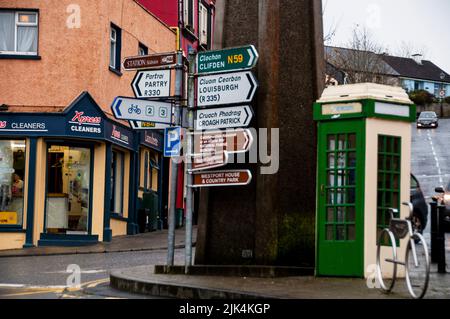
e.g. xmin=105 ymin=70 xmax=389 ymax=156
xmin=111 ymin=151 xmax=124 ymax=215
xmin=0 ymin=11 xmax=38 ymax=56
xmin=109 ymin=23 xmax=121 ymax=73
xmin=0 ymin=140 xmax=26 ymax=226
xmin=46 ymin=145 xmax=91 ymax=235
xmin=377 ymin=135 xmax=401 ymax=242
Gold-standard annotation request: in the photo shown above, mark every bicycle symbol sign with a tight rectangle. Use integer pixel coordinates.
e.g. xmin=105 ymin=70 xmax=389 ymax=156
xmin=128 ymin=104 xmax=141 ymax=114
xmin=111 ymin=97 xmax=173 ymax=125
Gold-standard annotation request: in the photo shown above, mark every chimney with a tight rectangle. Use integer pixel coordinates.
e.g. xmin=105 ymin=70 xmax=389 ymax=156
xmin=412 ymin=53 xmax=423 ymax=65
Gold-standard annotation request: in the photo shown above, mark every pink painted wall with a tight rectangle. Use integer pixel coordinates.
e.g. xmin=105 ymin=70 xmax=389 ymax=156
xmin=137 ymin=0 xmax=179 ymax=27
xmin=0 ymin=0 xmax=176 ymax=117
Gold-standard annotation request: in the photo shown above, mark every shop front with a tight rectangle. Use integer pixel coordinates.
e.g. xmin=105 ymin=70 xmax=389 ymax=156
xmin=0 ymin=92 xmax=139 ymax=249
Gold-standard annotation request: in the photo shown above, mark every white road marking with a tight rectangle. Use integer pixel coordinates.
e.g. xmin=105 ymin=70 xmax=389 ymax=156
xmin=43 ymin=269 xmax=106 ymax=274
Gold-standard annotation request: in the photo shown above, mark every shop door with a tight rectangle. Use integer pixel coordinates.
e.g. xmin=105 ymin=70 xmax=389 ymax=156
xmin=317 ymin=120 xmax=364 ymax=277
xmin=45 ymin=145 xmax=92 ymax=235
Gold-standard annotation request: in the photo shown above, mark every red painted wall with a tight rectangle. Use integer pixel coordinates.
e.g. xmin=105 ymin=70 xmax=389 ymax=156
xmin=137 ymin=0 xmax=178 ymax=27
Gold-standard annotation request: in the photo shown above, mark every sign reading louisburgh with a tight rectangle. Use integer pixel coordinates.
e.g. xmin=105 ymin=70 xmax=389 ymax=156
xmin=132 ymin=70 xmax=171 ymax=98
xmin=123 ymin=52 xmax=176 ymax=71
xmin=195 ymin=105 xmax=253 ymax=131
xmin=197 ymin=45 xmax=259 ymax=74
xmin=192 ymin=129 xmax=253 ymax=154
xmin=111 ymin=97 xmax=173 ymax=124
xmin=197 ymin=71 xmax=257 ymax=107
xmin=192 ymin=170 xmax=252 ymax=188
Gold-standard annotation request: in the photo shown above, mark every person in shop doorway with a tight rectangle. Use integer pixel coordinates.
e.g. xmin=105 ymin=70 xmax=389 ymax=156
xmin=11 ymin=173 xmax=23 ymax=196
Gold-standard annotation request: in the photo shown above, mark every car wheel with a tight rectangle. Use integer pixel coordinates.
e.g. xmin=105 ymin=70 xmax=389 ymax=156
xmin=412 ymin=214 xmax=424 ymax=234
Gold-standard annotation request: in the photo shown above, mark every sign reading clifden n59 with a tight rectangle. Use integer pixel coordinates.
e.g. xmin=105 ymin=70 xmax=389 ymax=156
xmin=191 ymin=170 xmax=252 ymax=187
xmin=123 ymin=52 xmax=177 ymax=71
xmin=197 ymin=45 xmax=259 ymax=74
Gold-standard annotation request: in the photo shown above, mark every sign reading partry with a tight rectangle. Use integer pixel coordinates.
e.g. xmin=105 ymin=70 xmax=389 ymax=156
xmin=197 ymin=71 xmax=258 ymax=107
xmin=197 ymin=45 xmax=259 ymax=74
xmin=195 ymin=105 xmax=253 ymax=131
xmin=111 ymin=97 xmax=173 ymax=124
xmin=123 ymin=52 xmax=176 ymax=71
xmin=191 ymin=170 xmax=252 ymax=187
xmin=132 ymin=69 xmax=171 ymax=99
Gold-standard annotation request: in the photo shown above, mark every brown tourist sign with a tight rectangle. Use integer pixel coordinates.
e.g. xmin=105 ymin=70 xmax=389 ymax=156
xmin=192 ymin=129 xmax=253 ymax=155
xmin=191 ymin=170 xmax=252 ymax=188
xmin=123 ymin=52 xmax=177 ymax=71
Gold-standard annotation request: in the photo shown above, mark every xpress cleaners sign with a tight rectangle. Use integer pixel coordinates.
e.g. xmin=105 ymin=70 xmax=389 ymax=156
xmin=66 ymin=110 xmax=103 ymax=137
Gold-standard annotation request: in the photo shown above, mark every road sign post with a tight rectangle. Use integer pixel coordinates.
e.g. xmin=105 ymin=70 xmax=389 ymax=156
xmin=197 ymin=71 xmax=258 ymax=107
xmin=197 ymin=45 xmax=259 ymax=74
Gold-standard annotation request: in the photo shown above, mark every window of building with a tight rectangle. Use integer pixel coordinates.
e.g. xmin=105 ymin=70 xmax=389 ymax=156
xmin=183 ymin=0 xmax=194 ymax=30
xmin=0 ymin=11 xmax=38 ymax=55
xmin=138 ymin=43 xmax=148 ymax=56
xmin=0 ymin=140 xmax=26 ymax=227
xmin=111 ymin=150 xmax=124 ymax=215
xmin=377 ymin=135 xmax=401 ymax=242
xmin=199 ymin=3 xmax=210 ymax=48
xmin=109 ymin=24 xmax=121 ymax=73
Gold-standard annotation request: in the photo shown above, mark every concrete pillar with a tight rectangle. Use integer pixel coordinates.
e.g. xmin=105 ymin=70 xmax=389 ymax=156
xmin=195 ymin=0 xmax=325 ymax=267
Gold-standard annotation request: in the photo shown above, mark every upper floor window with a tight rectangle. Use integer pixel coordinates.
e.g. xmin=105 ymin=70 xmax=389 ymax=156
xmin=199 ymin=3 xmax=212 ymax=49
xmin=109 ymin=24 xmax=121 ymax=73
xmin=183 ymin=0 xmax=194 ymax=30
xmin=138 ymin=43 xmax=148 ymax=56
xmin=0 ymin=11 xmax=38 ymax=55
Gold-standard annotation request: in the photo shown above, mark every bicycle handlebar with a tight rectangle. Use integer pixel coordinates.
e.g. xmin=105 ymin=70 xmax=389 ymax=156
xmin=387 ymin=202 xmax=414 ymax=220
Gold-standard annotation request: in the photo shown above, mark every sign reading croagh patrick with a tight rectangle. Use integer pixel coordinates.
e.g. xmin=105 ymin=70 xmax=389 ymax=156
xmin=195 ymin=105 xmax=253 ymax=131
xmin=197 ymin=45 xmax=259 ymax=74
xmin=197 ymin=71 xmax=257 ymax=107
xmin=192 ymin=170 xmax=252 ymax=187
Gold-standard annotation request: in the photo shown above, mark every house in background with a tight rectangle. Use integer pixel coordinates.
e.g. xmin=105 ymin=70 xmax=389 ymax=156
xmin=326 ymin=46 xmax=450 ymax=98
xmin=137 ymin=0 xmax=216 ymax=54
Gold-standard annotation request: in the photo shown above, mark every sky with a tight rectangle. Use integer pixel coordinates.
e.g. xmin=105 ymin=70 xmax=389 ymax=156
xmin=323 ymin=0 xmax=450 ymax=74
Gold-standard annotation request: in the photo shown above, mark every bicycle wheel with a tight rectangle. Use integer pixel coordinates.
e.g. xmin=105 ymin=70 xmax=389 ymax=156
xmin=376 ymin=228 xmax=397 ymax=293
xmin=405 ymin=233 xmax=430 ymax=299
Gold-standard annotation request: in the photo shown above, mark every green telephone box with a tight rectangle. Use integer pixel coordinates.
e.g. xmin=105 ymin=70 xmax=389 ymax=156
xmin=314 ymin=83 xmax=416 ymax=278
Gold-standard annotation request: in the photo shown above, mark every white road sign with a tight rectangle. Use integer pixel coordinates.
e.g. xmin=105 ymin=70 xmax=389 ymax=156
xmin=197 ymin=71 xmax=258 ymax=107
xmin=111 ymin=97 xmax=173 ymax=124
xmin=195 ymin=105 xmax=253 ymax=131
xmin=132 ymin=69 xmax=171 ymax=99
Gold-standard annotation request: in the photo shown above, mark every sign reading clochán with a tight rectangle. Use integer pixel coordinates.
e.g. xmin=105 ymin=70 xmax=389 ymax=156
xmin=197 ymin=45 xmax=259 ymax=74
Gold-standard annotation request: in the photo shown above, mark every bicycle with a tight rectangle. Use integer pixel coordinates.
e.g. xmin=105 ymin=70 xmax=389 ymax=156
xmin=376 ymin=201 xmax=430 ymax=299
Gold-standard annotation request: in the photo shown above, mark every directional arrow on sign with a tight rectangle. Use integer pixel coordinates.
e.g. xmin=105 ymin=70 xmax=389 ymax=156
xmin=197 ymin=45 xmax=259 ymax=74
xmin=111 ymin=97 xmax=173 ymax=124
xmin=197 ymin=71 xmax=258 ymax=107
xmin=195 ymin=105 xmax=253 ymax=131
xmin=132 ymin=69 xmax=171 ymax=99
xmin=129 ymin=120 xmax=173 ymax=130
xmin=191 ymin=129 xmax=254 ymax=155
xmin=188 ymin=151 xmax=229 ymax=172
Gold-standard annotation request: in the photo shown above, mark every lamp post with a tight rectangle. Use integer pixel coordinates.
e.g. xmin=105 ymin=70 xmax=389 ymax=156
xmin=440 ymin=72 xmax=445 ymax=117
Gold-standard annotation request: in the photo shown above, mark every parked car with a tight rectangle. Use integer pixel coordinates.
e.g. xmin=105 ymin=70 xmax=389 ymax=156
xmin=410 ymin=174 xmax=428 ymax=233
xmin=417 ymin=111 xmax=439 ymax=129
xmin=433 ymin=181 xmax=450 ymax=233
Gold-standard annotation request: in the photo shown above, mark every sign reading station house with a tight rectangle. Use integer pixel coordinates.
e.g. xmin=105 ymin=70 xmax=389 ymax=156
xmin=197 ymin=45 xmax=259 ymax=74
xmin=132 ymin=69 xmax=171 ymax=99
xmin=197 ymin=71 xmax=258 ymax=107
xmin=192 ymin=170 xmax=252 ymax=187
xmin=195 ymin=105 xmax=253 ymax=131
xmin=123 ymin=52 xmax=176 ymax=71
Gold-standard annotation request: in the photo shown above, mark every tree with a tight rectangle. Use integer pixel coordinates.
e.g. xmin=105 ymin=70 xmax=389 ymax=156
xmin=409 ymin=90 xmax=434 ymax=106
xmin=326 ymin=25 xmax=396 ymax=85
xmin=395 ymin=41 xmax=428 ymax=59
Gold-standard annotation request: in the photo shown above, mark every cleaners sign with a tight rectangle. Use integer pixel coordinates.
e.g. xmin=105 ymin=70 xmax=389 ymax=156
xmin=68 ymin=111 xmax=102 ymax=135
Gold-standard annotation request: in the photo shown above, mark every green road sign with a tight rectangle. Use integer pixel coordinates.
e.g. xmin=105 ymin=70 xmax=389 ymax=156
xmin=197 ymin=45 xmax=259 ymax=74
